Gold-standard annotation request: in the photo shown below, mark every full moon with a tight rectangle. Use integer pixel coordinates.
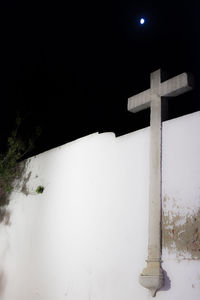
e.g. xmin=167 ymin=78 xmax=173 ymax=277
xmin=139 ymin=18 xmax=145 ymax=25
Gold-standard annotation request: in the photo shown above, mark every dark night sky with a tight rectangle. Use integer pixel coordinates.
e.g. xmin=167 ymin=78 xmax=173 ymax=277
xmin=0 ymin=0 xmax=200 ymax=156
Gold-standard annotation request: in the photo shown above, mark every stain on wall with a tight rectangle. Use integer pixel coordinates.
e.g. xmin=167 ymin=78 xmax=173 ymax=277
xmin=162 ymin=195 xmax=200 ymax=259
xmin=21 ymin=171 xmax=32 ymax=196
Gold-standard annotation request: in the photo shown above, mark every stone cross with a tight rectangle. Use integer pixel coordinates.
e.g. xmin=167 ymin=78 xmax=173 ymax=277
xmin=128 ymin=69 xmax=193 ymax=297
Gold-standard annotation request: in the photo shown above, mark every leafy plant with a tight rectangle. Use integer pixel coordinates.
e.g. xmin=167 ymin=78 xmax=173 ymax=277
xmin=36 ymin=185 xmax=44 ymax=194
xmin=0 ymin=115 xmax=41 ymax=205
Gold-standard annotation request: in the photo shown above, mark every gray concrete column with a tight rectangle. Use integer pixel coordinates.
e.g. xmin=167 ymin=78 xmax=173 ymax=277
xmin=139 ymin=70 xmax=164 ymax=297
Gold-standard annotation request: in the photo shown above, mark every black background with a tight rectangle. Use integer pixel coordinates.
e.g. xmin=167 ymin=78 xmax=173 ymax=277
xmin=0 ymin=0 xmax=199 ymax=155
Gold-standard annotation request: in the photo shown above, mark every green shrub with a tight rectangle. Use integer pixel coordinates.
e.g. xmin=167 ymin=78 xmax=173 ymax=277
xmin=36 ymin=185 xmax=44 ymax=194
xmin=0 ymin=115 xmax=41 ymax=205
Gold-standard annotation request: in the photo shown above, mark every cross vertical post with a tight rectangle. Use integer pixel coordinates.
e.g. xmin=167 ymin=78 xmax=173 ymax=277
xmin=127 ymin=69 xmax=193 ymax=297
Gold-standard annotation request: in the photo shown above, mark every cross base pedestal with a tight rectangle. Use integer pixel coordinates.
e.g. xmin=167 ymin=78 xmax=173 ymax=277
xmin=139 ymin=261 xmax=164 ymax=297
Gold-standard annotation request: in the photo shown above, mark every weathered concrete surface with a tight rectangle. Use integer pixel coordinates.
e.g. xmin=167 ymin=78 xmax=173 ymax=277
xmin=162 ymin=195 xmax=200 ymax=260
xmin=162 ymin=111 xmax=200 ymax=265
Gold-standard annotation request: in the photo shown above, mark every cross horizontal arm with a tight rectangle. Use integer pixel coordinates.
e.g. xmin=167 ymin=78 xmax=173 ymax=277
xmin=128 ymin=88 xmax=151 ymax=113
xmin=160 ymin=72 xmax=193 ymax=97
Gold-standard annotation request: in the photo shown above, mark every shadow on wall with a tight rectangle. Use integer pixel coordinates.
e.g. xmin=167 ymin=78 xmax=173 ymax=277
xmin=159 ymin=269 xmax=171 ymax=291
xmin=0 ymin=159 xmax=31 ymax=225
xmin=0 ymin=208 xmax=11 ymax=226
xmin=0 ymin=270 xmax=6 ymax=298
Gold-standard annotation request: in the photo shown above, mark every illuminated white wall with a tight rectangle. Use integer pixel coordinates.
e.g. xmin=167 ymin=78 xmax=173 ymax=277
xmin=0 ymin=112 xmax=199 ymax=299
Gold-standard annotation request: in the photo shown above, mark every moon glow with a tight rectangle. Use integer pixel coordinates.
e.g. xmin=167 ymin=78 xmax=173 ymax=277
xmin=139 ymin=18 xmax=145 ymax=25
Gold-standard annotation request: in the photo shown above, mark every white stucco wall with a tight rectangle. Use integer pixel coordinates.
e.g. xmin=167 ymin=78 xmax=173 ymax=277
xmin=0 ymin=112 xmax=199 ymax=299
